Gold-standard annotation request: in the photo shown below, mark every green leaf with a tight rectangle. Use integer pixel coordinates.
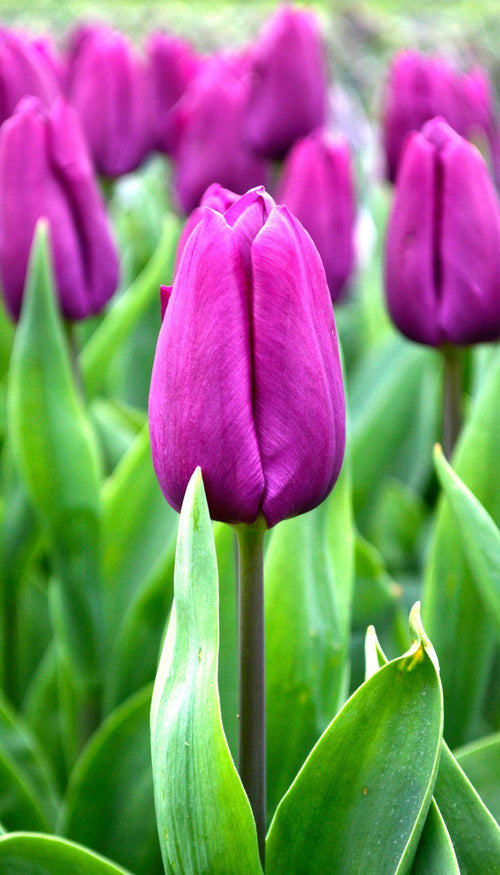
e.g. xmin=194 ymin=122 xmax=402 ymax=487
xmin=7 ymin=222 xmax=103 ymax=696
xmin=411 ymin=800 xmax=459 ymax=874
xmin=434 ymin=444 xmax=500 ymax=634
xmin=0 ymin=694 xmax=59 ymax=832
xmin=265 ymin=459 xmax=353 ymax=817
xmin=423 ymin=348 xmax=500 ymax=745
xmin=23 ymin=643 xmax=67 ymax=791
xmin=60 ymin=685 xmax=162 ymax=875
xmin=151 ymin=469 xmax=262 ymax=874
xmin=214 ymin=522 xmax=239 ymax=759
xmin=434 ymin=742 xmax=500 ymax=872
xmin=266 ymin=605 xmax=443 ymax=874
xmin=456 ymin=733 xmax=500 ymax=824
xmin=0 ymin=833 xmax=131 ymax=874
xmin=81 ymin=214 xmax=181 ymax=398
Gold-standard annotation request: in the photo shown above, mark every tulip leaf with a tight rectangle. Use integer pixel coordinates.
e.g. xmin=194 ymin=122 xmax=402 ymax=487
xmin=434 ymin=443 xmax=500 ymax=634
xmin=423 ymin=347 xmax=500 ymax=746
xmin=60 ymin=684 xmax=162 ymax=875
xmin=0 ymin=833 xmax=131 ymax=874
xmin=214 ymin=522 xmax=239 ymax=759
xmin=265 ymin=458 xmax=353 ymax=817
xmin=456 ymin=733 xmax=500 ymax=824
xmin=411 ymin=800 xmax=459 ymax=874
xmin=81 ymin=214 xmax=181 ymax=398
xmin=23 ymin=642 xmax=68 ymax=791
xmin=433 ymin=742 xmax=500 ymax=871
xmin=7 ymin=222 xmax=103 ymax=700
xmin=266 ymin=604 xmax=443 ymax=874
xmin=151 ymin=469 xmax=262 ymax=874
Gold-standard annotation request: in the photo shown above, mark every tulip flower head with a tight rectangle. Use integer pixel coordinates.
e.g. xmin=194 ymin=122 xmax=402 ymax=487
xmin=0 ymin=96 xmax=120 ymax=321
xmin=243 ymin=5 xmax=328 ymax=160
xmin=277 ymin=129 xmax=356 ymax=302
xmin=147 ymin=31 xmax=202 ymax=154
xmin=0 ymin=28 xmax=60 ymax=126
xmin=385 ymin=117 xmax=500 ymax=346
xmin=149 ymin=187 xmax=345 ymax=527
xmin=67 ymin=26 xmax=152 ymax=177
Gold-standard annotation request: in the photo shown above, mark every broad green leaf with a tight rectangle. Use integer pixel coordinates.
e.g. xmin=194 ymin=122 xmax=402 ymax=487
xmin=368 ymin=478 xmax=427 ymax=576
xmin=23 ymin=643 xmax=67 ymax=791
xmin=423 ymin=348 xmax=500 ymax=746
xmin=151 ymin=469 xmax=262 ymax=874
xmin=0 ymin=833 xmax=131 ymax=874
xmin=60 ymin=685 xmax=162 ymax=875
xmin=434 ymin=444 xmax=500 ymax=634
xmin=0 ymin=694 xmax=59 ymax=832
xmin=90 ymin=398 xmax=145 ymax=474
xmin=456 ymin=733 xmax=500 ymax=824
xmin=81 ymin=214 xmax=181 ymax=398
xmin=266 ymin=605 xmax=443 ymax=874
xmin=7 ymin=223 xmax=103 ymax=698
xmin=265 ymin=459 xmax=353 ymax=817
xmin=434 ymin=742 xmax=500 ymax=872
xmin=14 ymin=573 xmax=52 ymax=711
xmin=411 ymin=801 xmax=459 ymax=874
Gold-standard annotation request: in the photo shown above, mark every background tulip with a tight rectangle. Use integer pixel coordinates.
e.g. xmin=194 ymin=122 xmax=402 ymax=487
xmin=243 ymin=5 xmax=328 ymax=160
xmin=149 ymin=187 xmax=345 ymax=527
xmin=67 ymin=26 xmax=152 ymax=177
xmin=172 ymin=58 xmax=267 ymax=213
xmin=147 ymin=31 xmax=201 ymax=154
xmin=0 ymin=96 xmax=120 ymax=321
xmin=0 ymin=28 xmax=60 ymax=125
xmin=277 ymin=129 xmax=356 ymax=302
xmin=383 ymin=50 xmax=499 ymax=183
xmin=384 ymin=117 xmax=500 ymax=346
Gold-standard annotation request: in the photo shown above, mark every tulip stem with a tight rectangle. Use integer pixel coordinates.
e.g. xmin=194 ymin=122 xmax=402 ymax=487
xmin=235 ymin=519 xmax=267 ymax=868
xmin=442 ymin=345 xmax=463 ymax=459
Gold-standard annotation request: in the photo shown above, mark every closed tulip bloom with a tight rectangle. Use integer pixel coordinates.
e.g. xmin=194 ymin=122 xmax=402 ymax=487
xmin=277 ymin=129 xmax=356 ymax=302
xmin=243 ymin=5 xmax=328 ymax=160
xmin=67 ymin=27 xmax=152 ymax=177
xmin=0 ymin=28 xmax=60 ymax=125
xmin=0 ymin=96 xmax=120 ymax=321
xmin=173 ymin=59 xmax=267 ymax=214
xmin=147 ymin=31 xmax=202 ymax=153
xmin=385 ymin=118 xmax=500 ymax=346
xmin=383 ymin=50 xmax=499 ymax=183
xmin=149 ymin=187 xmax=345 ymax=527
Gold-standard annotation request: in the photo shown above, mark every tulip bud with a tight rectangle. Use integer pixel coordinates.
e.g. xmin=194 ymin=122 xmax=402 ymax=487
xmin=172 ymin=58 xmax=268 ymax=214
xmin=147 ymin=31 xmax=202 ymax=154
xmin=149 ymin=187 xmax=345 ymax=528
xmin=383 ymin=50 xmax=499 ymax=183
xmin=67 ymin=26 xmax=152 ymax=177
xmin=0 ymin=96 xmax=120 ymax=321
xmin=243 ymin=6 xmax=328 ymax=160
xmin=384 ymin=118 xmax=500 ymax=346
xmin=277 ymin=129 xmax=356 ymax=302
xmin=0 ymin=28 xmax=60 ymax=125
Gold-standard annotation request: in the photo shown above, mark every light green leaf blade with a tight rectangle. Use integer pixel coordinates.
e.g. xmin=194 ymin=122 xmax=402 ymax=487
xmin=434 ymin=444 xmax=500 ymax=633
xmin=411 ymin=800 xmax=459 ymax=874
xmin=434 ymin=742 xmax=500 ymax=872
xmin=60 ymin=685 xmax=161 ymax=875
xmin=0 ymin=833 xmax=131 ymax=874
xmin=151 ymin=469 xmax=262 ymax=874
xmin=423 ymin=348 xmax=500 ymax=746
xmin=456 ymin=733 xmax=500 ymax=824
xmin=265 ymin=458 xmax=353 ymax=817
xmin=266 ymin=605 xmax=443 ymax=874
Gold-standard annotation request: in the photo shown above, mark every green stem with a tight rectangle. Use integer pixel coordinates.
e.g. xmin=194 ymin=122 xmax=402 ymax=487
xmin=65 ymin=321 xmax=85 ymax=401
xmin=235 ymin=519 xmax=267 ymax=868
xmin=441 ymin=345 xmax=463 ymax=459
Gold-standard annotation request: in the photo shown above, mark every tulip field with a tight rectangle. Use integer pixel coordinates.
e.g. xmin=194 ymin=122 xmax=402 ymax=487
xmin=1 ymin=2 xmax=500 ymax=873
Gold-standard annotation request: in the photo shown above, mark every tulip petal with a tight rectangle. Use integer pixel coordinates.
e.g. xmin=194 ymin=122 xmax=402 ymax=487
xmin=251 ymin=207 xmax=345 ymax=527
xmin=149 ymin=208 xmax=265 ymax=523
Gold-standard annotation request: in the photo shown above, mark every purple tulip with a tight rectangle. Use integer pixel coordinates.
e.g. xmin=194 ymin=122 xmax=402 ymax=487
xmin=147 ymin=31 xmax=202 ymax=154
xmin=0 ymin=28 xmax=60 ymax=125
xmin=149 ymin=187 xmax=345 ymax=527
xmin=172 ymin=58 xmax=268 ymax=214
xmin=384 ymin=118 xmax=500 ymax=346
xmin=0 ymin=96 xmax=120 ymax=321
xmin=243 ymin=5 xmax=328 ymax=160
xmin=383 ymin=50 xmax=499 ymax=183
xmin=277 ymin=129 xmax=356 ymax=302
xmin=66 ymin=26 xmax=152 ymax=177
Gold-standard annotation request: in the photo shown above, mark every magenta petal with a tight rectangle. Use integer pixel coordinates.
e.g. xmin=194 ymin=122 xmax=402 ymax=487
xmin=251 ymin=207 xmax=345 ymax=527
xmin=149 ymin=208 xmax=265 ymax=523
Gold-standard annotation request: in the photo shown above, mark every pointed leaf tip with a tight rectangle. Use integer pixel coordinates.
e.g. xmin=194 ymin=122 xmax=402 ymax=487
xmin=408 ymin=602 xmax=440 ymax=673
